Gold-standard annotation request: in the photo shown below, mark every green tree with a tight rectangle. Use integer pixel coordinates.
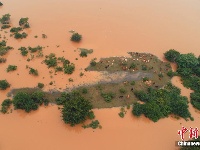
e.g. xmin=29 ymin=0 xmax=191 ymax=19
xmin=164 ymin=49 xmax=180 ymax=62
xmin=0 ymin=80 xmax=10 ymax=90
xmin=62 ymin=93 xmax=92 ymax=126
xmin=70 ymin=33 xmax=82 ymax=42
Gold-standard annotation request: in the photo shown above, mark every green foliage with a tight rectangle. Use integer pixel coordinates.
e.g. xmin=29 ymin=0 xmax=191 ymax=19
xmin=88 ymin=111 xmax=95 ymax=120
xmin=141 ymin=65 xmax=147 ymax=70
xmin=10 ymin=27 xmax=22 ymax=33
xmin=130 ymin=80 xmax=135 ymax=85
xmin=143 ymin=77 xmax=149 ymax=82
xmin=80 ymin=51 xmax=87 ymax=57
xmin=1 ymin=24 xmax=11 ymax=29
xmin=118 ymin=112 xmax=125 ymax=118
xmin=101 ymin=92 xmax=115 ymax=103
xmin=63 ymin=63 xmax=75 ymax=74
xmin=176 ymin=53 xmax=199 ymax=68
xmin=119 ymin=88 xmax=126 ymax=94
xmin=132 ymin=103 xmax=144 ymax=117
xmin=0 ymin=57 xmax=6 ymax=63
xmin=44 ymin=53 xmax=57 ymax=68
xmin=167 ymin=70 xmax=175 ymax=77
xmin=29 ymin=67 xmax=38 ymax=76
xmin=1 ymin=99 xmax=12 ymax=114
xmin=61 ymin=92 xmax=92 ymax=126
xmin=37 ymin=83 xmax=44 ymax=89
xmin=82 ymin=120 xmax=100 ymax=129
xmin=7 ymin=65 xmax=17 ymax=72
xmin=164 ymin=49 xmax=180 ymax=62
xmin=158 ymin=73 xmax=163 ymax=78
xmin=0 ymin=80 xmax=10 ymax=90
xmin=28 ymin=46 xmax=42 ymax=53
xmin=70 ymin=33 xmax=82 ymax=42
xmin=130 ymin=63 xmax=136 ymax=69
xmin=0 ymin=40 xmax=13 ymax=56
xmin=82 ymin=88 xmax=88 ymax=94
xmin=18 ymin=47 xmax=28 ymax=56
xmin=55 ymin=66 xmax=63 ymax=72
xmin=190 ymin=92 xmax=200 ymax=110
xmin=90 ymin=59 xmax=97 ymax=66
xmin=13 ymin=91 xmax=49 ymax=112
xmin=19 ymin=17 xmax=30 ymax=28
xmin=14 ymin=32 xmax=27 ymax=39
xmin=132 ymin=83 xmax=192 ymax=122
xmin=0 ymin=14 xmax=11 ymax=24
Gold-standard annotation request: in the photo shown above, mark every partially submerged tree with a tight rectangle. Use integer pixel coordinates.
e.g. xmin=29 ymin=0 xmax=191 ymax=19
xmin=70 ymin=33 xmax=82 ymax=42
xmin=0 ymin=80 xmax=10 ymax=90
xmin=61 ymin=92 xmax=92 ymax=126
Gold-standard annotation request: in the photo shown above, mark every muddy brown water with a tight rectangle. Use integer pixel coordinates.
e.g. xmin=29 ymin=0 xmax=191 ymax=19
xmin=0 ymin=0 xmax=200 ymax=149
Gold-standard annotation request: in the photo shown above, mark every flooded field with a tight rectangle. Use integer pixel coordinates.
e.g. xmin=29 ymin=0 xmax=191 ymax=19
xmin=0 ymin=0 xmax=200 ymax=149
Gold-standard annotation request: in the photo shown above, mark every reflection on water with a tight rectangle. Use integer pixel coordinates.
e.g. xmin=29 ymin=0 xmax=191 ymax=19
xmin=0 ymin=0 xmax=200 ymax=149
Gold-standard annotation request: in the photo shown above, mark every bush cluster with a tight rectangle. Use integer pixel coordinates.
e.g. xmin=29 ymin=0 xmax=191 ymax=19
xmin=7 ymin=65 xmax=17 ymax=72
xmin=70 ymin=33 xmax=82 ymax=42
xmin=61 ymin=91 xmax=92 ymax=126
xmin=0 ymin=40 xmax=13 ymax=56
xmin=1 ymin=99 xmax=12 ymax=114
xmin=164 ymin=50 xmax=200 ymax=110
xmin=132 ymin=83 xmax=192 ymax=122
xmin=13 ymin=91 xmax=49 ymax=112
xmin=0 ymin=80 xmax=10 ymax=90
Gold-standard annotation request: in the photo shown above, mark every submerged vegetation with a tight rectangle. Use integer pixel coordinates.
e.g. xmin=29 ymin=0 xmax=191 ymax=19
xmin=0 ymin=40 xmax=13 ymax=56
xmin=79 ymin=48 xmax=93 ymax=57
xmin=13 ymin=91 xmax=49 ymax=112
xmin=164 ymin=50 xmax=200 ymax=111
xmin=0 ymin=14 xmax=11 ymax=24
xmin=0 ymin=80 xmax=10 ymax=90
xmin=132 ymin=83 xmax=192 ymax=122
xmin=19 ymin=17 xmax=30 ymax=28
xmin=1 ymin=99 xmax=12 ymax=114
xmin=44 ymin=53 xmax=75 ymax=74
xmin=70 ymin=32 xmax=82 ymax=42
xmin=61 ymin=92 xmax=92 ymax=126
xmin=7 ymin=65 xmax=17 ymax=72
xmin=29 ymin=67 xmax=39 ymax=76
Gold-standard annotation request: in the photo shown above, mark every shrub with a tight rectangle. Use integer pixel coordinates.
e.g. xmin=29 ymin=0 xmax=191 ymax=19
xmin=1 ymin=99 xmax=12 ymax=114
xmin=55 ymin=66 xmax=63 ymax=72
xmin=13 ymin=91 xmax=48 ymax=112
xmin=7 ymin=65 xmax=17 ymax=72
xmin=62 ymin=93 xmax=92 ymax=126
xmin=130 ymin=63 xmax=136 ymax=69
xmin=132 ymin=103 xmax=144 ymax=117
xmin=82 ymin=120 xmax=100 ymax=129
xmin=10 ymin=27 xmax=22 ymax=33
xmin=19 ymin=17 xmax=30 ymax=28
xmin=0 ymin=14 xmax=11 ymax=24
xmin=18 ymin=47 xmax=28 ymax=56
xmin=118 ymin=112 xmax=125 ymax=118
xmin=29 ymin=67 xmax=38 ymax=76
xmin=70 ymin=33 xmax=82 ymax=42
xmin=80 ymin=51 xmax=87 ymax=57
xmin=88 ymin=111 xmax=95 ymax=119
xmin=164 ymin=49 xmax=180 ymax=62
xmin=101 ymin=92 xmax=115 ymax=103
xmin=44 ymin=53 xmax=57 ymax=68
xmin=1 ymin=24 xmax=11 ymax=29
xmin=141 ymin=65 xmax=147 ymax=70
xmin=90 ymin=60 xmax=97 ymax=66
xmin=82 ymin=88 xmax=88 ymax=94
xmin=119 ymin=88 xmax=126 ymax=94
xmin=130 ymin=80 xmax=135 ymax=85
xmin=63 ymin=63 xmax=75 ymax=74
xmin=0 ymin=57 xmax=6 ymax=63
xmin=0 ymin=2 xmax=3 ymax=6
xmin=0 ymin=40 xmax=13 ymax=56
xmin=143 ymin=77 xmax=149 ymax=82
xmin=38 ymin=83 xmax=44 ymax=89
xmin=0 ymin=80 xmax=10 ymax=90
xmin=14 ymin=32 xmax=27 ymax=39
xmin=158 ymin=73 xmax=163 ymax=78
xmin=176 ymin=53 xmax=199 ymax=68
xmin=28 ymin=46 xmax=42 ymax=53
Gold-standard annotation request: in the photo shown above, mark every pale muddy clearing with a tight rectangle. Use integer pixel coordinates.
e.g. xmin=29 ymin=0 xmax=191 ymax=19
xmin=0 ymin=0 xmax=200 ymax=150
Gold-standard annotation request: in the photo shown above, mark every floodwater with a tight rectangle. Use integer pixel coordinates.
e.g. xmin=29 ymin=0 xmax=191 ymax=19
xmin=0 ymin=0 xmax=200 ymax=149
